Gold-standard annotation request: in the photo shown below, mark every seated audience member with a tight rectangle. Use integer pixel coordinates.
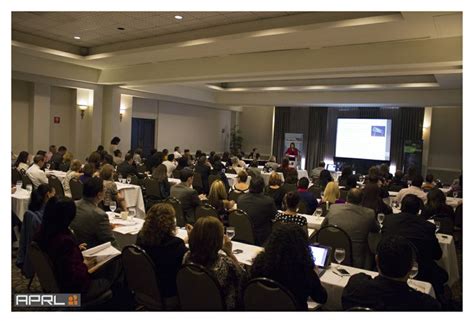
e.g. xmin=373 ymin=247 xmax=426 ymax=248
xmin=321 ymin=188 xmax=379 ymax=269
xmin=80 ymin=163 xmax=94 ymax=183
xmin=136 ymin=203 xmax=188 ymax=300
xmin=238 ymin=176 xmax=277 ymax=246
xmin=310 ymin=161 xmax=326 ymax=182
xmin=319 ymin=169 xmax=334 ymax=191
xmin=250 ymin=224 xmax=327 ymax=310
xmin=36 ymin=150 xmax=47 ymax=157
xmin=296 ymin=177 xmax=318 ymax=214
xmin=58 ymin=151 xmax=73 ymax=172
xmin=276 ymin=192 xmax=307 ymax=229
xmin=194 ymin=155 xmax=211 ymax=194
xmin=163 ymin=153 xmax=177 ymax=178
xmin=276 ymin=158 xmax=291 ymax=179
xmin=175 ymin=156 xmax=188 ymax=172
xmin=264 ymin=172 xmax=285 ymax=210
xmin=100 ymin=164 xmax=127 ymax=211
xmin=221 ymin=151 xmax=231 ymax=167
xmin=237 ymin=154 xmax=247 ymax=168
xmin=230 ymin=156 xmax=244 ymax=174
xmin=16 ymin=184 xmax=56 ymax=278
xmin=382 ymin=194 xmax=447 ymax=298
xmin=183 ymin=216 xmax=247 ymax=310
xmin=173 ymin=146 xmax=182 ymax=159
xmin=62 ymin=159 xmax=82 ymax=198
xmin=231 ymin=170 xmax=250 ymax=193
xmin=151 ymin=164 xmax=171 ymax=199
xmin=210 ymin=160 xmax=231 ymax=192
xmin=246 ymin=159 xmax=261 ymax=179
xmin=389 ymin=170 xmax=408 ymax=192
xmin=421 ymin=188 xmax=455 ymax=221
xmin=14 ymin=151 xmax=30 ymax=173
xmin=70 ymin=177 xmax=117 ymax=248
xmin=396 ymin=174 xmax=427 ymax=204
xmin=422 ymin=174 xmax=436 ymax=191
xmin=264 ymin=156 xmax=280 ymax=172
xmin=361 ymin=183 xmax=393 ymax=216
xmin=45 ymin=145 xmax=56 ymax=163
xmin=117 ymin=153 xmax=139 ymax=179
xmin=113 ymin=150 xmax=123 ymax=165
xmin=133 ymin=148 xmax=143 ymax=165
xmin=109 ymin=136 xmax=121 ymax=154
xmin=170 ymin=168 xmax=201 ymax=224
xmin=379 ymin=163 xmax=393 ymax=182
xmin=321 ymin=181 xmax=344 ymax=205
xmin=340 ymin=174 xmax=359 ymax=201
xmin=341 ymin=235 xmax=441 ymax=311
xmin=281 ymin=168 xmax=298 ymax=195
xmin=147 ymin=150 xmax=163 ymax=171
xmin=247 ymin=148 xmax=259 ymax=159
xmin=338 ymin=165 xmax=353 ymax=187
xmin=447 ymin=174 xmax=462 ymax=198
xmin=96 ymin=145 xmax=104 ymax=154
xmin=35 ymin=197 xmax=118 ymax=301
xmin=162 ymin=149 xmax=169 ymax=161
xmin=208 ymin=180 xmax=235 ymax=221
xmin=26 ymin=154 xmax=49 ymax=188
xmin=50 ymin=145 xmax=67 ymax=170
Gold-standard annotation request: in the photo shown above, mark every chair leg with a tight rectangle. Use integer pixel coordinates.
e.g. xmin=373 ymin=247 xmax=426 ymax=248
xmin=27 ymin=277 xmax=34 ymax=290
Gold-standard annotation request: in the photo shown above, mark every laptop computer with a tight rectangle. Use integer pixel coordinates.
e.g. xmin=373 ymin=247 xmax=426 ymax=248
xmin=309 ymin=244 xmax=332 ymax=277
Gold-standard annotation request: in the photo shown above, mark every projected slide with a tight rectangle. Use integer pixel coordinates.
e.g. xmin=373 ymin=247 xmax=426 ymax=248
xmin=335 ymin=118 xmax=392 ymax=161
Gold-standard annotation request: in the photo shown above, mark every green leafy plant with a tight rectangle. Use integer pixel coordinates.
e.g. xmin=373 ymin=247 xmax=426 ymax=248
xmin=230 ymin=125 xmax=243 ymax=155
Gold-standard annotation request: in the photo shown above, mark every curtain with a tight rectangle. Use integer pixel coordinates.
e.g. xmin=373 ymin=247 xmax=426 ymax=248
xmin=272 ymin=107 xmax=291 ymax=162
xmin=306 ymin=107 xmax=328 ymax=171
xmin=392 ymin=107 xmax=424 ymax=170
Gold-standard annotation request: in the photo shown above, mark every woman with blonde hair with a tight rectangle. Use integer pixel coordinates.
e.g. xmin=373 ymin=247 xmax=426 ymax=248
xmin=58 ymin=151 xmax=74 ymax=172
xmin=322 ymin=181 xmax=344 ymax=204
xmin=136 ymin=203 xmax=189 ymax=300
xmin=62 ymin=159 xmax=82 ymax=198
xmin=208 ymin=180 xmax=235 ymax=221
xmin=99 ymin=164 xmax=127 ymax=211
xmin=184 ymin=216 xmax=247 ymax=309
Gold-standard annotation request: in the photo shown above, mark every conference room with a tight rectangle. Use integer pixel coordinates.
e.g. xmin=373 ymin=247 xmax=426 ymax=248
xmin=9 ymin=8 xmax=463 ymax=313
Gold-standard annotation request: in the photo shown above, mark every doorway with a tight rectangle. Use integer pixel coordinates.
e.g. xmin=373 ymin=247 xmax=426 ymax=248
xmin=131 ymin=118 xmax=155 ymax=155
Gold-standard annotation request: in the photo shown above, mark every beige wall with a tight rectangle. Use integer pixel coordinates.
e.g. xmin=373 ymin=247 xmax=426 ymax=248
xmin=12 ymin=79 xmax=31 ymax=154
xmin=239 ymin=106 xmax=274 ymax=157
xmin=49 ymin=86 xmax=76 ymax=152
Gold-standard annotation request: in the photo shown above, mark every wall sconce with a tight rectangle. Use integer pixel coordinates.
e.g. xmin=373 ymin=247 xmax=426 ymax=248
xmin=78 ymin=105 xmax=88 ymax=119
xmin=120 ymin=107 xmax=125 ymax=122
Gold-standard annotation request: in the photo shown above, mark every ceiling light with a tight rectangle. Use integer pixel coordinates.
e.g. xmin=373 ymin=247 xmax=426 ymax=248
xmin=263 ymin=87 xmax=286 ymax=91
xmin=305 ymin=85 xmax=329 ymax=90
xmin=397 ymin=83 xmax=439 ymax=88
xmin=174 ymin=15 xmax=183 ymax=20
xmin=74 ymin=36 xmax=81 ymax=40
xmin=349 ymin=84 xmax=382 ymax=89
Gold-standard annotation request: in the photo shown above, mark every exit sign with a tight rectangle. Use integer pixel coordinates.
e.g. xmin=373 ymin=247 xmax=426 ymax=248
xmin=53 ymin=116 xmax=60 ymax=124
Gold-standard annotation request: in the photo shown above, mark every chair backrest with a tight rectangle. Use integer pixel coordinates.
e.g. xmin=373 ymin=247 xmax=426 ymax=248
xmin=192 ymin=173 xmax=203 ymax=193
xmin=21 ymin=174 xmax=33 ymax=189
xmin=315 ymin=225 xmax=353 ymax=266
xmin=176 ymin=263 xmax=225 ymax=310
xmin=195 ymin=203 xmax=219 ymax=221
xmin=297 ymin=200 xmax=309 ymax=215
xmin=432 ymin=215 xmax=454 ymax=235
xmin=28 ymin=241 xmax=61 ymax=293
xmin=165 ymin=197 xmax=186 ymax=227
xmin=143 ymin=178 xmax=161 ymax=198
xmin=208 ymin=174 xmax=221 ymax=188
xmin=69 ymin=178 xmax=83 ymax=201
xmin=243 ymin=277 xmax=299 ymax=311
xmin=308 ymin=185 xmax=321 ymax=199
xmin=12 ymin=168 xmax=22 ymax=186
xmin=48 ymin=175 xmax=64 ymax=197
xmin=454 ymin=204 xmax=462 ymax=228
xmin=228 ymin=209 xmax=255 ymax=245
xmin=228 ymin=190 xmax=245 ymax=203
xmin=122 ymin=245 xmax=165 ymax=309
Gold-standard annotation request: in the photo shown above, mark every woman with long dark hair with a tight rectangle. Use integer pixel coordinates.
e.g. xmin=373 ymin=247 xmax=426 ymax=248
xmin=361 ymin=183 xmax=393 ymax=216
xmin=421 ymin=188 xmax=455 ymax=221
xmin=152 ymin=164 xmax=171 ymax=199
xmin=14 ymin=151 xmax=30 ymax=172
xmin=319 ymin=169 xmax=334 ymax=191
xmin=250 ymin=223 xmax=327 ymax=309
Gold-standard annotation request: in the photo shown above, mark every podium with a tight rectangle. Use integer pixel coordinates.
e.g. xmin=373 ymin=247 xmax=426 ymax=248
xmin=287 ymin=155 xmax=298 ymax=169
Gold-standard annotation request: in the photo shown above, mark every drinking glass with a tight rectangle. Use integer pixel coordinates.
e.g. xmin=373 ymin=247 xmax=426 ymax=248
xmin=128 ymin=208 xmax=136 ymax=222
xmin=16 ymin=180 xmax=22 ymax=191
xmin=109 ymin=201 xmax=117 ymax=213
xmin=334 ymin=248 xmax=346 ymax=268
xmin=118 ymin=174 xmax=123 ymax=183
xmin=453 ymin=191 xmax=459 ymax=199
xmin=46 ymin=163 xmax=51 ymax=170
xmin=435 ymin=220 xmax=441 ymax=233
xmin=26 ymin=184 xmax=33 ymax=193
xmin=226 ymin=227 xmax=235 ymax=240
xmin=126 ymin=176 xmax=132 ymax=184
xmin=315 ymin=207 xmax=323 ymax=218
xmin=377 ymin=213 xmax=385 ymax=227
xmin=409 ymin=262 xmax=419 ymax=280
xmin=407 ymin=180 xmax=412 ymax=187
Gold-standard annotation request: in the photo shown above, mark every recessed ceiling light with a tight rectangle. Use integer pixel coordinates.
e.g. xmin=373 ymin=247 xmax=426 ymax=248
xmin=74 ymin=36 xmax=81 ymax=40
xmin=174 ymin=15 xmax=183 ymax=20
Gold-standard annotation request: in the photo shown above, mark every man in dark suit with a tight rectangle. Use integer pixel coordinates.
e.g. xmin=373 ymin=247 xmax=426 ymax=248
xmin=382 ymin=194 xmax=447 ymax=298
xmin=170 ymin=168 xmax=201 ymax=224
xmin=50 ymin=145 xmax=67 ymax=170
xmin=342 ymin=235 xmax=441 ymax=311
xmin=70 ymin=177 xmax=117 ymax=248
xmin=321 ymin=188 xmax=380 ymax=269
xmin=238 ymin=176 xmax=277 ymax=246
xmin=117 ymin=153 xmax=139 ymax=178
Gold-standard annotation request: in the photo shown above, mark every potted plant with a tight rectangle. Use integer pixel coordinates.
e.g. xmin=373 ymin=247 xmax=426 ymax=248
xmin=230 ymin=125 xmax=243 ymax=156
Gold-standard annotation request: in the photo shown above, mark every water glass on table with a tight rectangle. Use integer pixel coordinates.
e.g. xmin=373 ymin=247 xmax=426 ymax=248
xmin=26 ymin=184 xmax=33 ymax=193
xmin=314 ymin=207 xmax=323 ymax=218
xmin=334 ymin=248 xmax=346 ymax=269
xmin=109 ymin=201 xmax=117 ymax=214
xmin=377 ymin=213 xmax=385 ymax=228
xmin=128 ymin=207 xmax=136 ymax=222
xmin=16 ymin=180 xmax=22 ymax=191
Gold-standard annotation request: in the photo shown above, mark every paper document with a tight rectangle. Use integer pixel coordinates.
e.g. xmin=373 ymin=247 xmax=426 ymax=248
xmin=82 ymin=242 xmax=121 ymax=273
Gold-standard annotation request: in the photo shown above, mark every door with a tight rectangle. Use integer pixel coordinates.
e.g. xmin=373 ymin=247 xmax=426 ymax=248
xmin=131 ymin=118 xmax=155 ymax=154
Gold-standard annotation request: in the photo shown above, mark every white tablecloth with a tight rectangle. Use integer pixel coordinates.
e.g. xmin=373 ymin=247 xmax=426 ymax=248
xmin=319 ymin=264 xmax=436 ymax=310
xmin=12 ymin=188 xmax=31 ymax=221
xmin=45 ymin=170 xmax=67 ymax=180
xmin=436 ymin=233 xmax=459 ymax=287
xmin=115 ymin=182 xmax=146 ymax=218
xmin=298 ymin=169 xmax=309 ymax=179
xmin=300 ymin=214 xmax=324 ymax=230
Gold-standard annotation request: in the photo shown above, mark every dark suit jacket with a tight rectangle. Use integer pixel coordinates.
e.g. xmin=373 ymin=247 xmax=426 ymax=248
xmin=194 ymin=164 xmax=211 ymax=194
xmin=117 ymin=161 xmax=138 ymax=178
xmin=237 ymin=193 xmax=277 ymax=246
xmin=170 ymin=183 xmax=201 ymax=224
xmin=382 ymin=212 xmax=446 ymax=291
xmin=321 ymin=203 xmax=379 ymax=269
xmin=342 ymin=273 xmax=441 ymax=311
xmin=70 ymin=198 xmax=117 ymax=248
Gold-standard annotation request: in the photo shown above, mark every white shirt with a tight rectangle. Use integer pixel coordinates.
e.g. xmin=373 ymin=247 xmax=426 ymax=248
xmin=162 ymin=160 xmax=177 ymax=177
xmin=396 ymin=186 xmax=427 ymax=204
xmin=173 ymin=151 xmax=182 ymax=159
xmin=26 ymin=164 xmax=48 ymax=188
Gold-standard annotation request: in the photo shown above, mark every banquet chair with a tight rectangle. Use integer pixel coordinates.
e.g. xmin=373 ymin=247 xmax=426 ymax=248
xmin=243 ymin=277 xmax=298 ymax=311
xmin=143 ymin=178 xmax=163 ymax=211
xmin=454 ymin=204 xmax=462 ymax=229
xmin=297 ymin=200 xmax=310 ymax=215
xmin=431 ymin=215 xmax=454 ymax=235
xmin=48 ymin=175 xmax=65 ymax=197
xmin=308 ymin=185 xmax=321 ymax=199
xmin=69 ymin=178 xmax=83 ymax=200
xmin=21 ymin=174 xmax=33 ymax=189
xmin=314 ymin=225 xmax=353 ymax=266
xmin=195 ymin=203 xmax=219 ymax=221
xmin=164 ymin=197 xmax=186 ymax=227
xmin=192 ymin=173 xmax=204 ymax=194
xmin=176 ymin=263 xmax=225 ymax=310
xmin=122 ymin=245 xmax=178 ymax=310
xmin=228 ymin=190 xmax=245 ymax=203
xmin=12 ymin=167 xmax=22 ymax=186
xmin=29 ymin=241 xmax=112 ymax=309
xmin=228 ymin=209 xmax=255 ymax=245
